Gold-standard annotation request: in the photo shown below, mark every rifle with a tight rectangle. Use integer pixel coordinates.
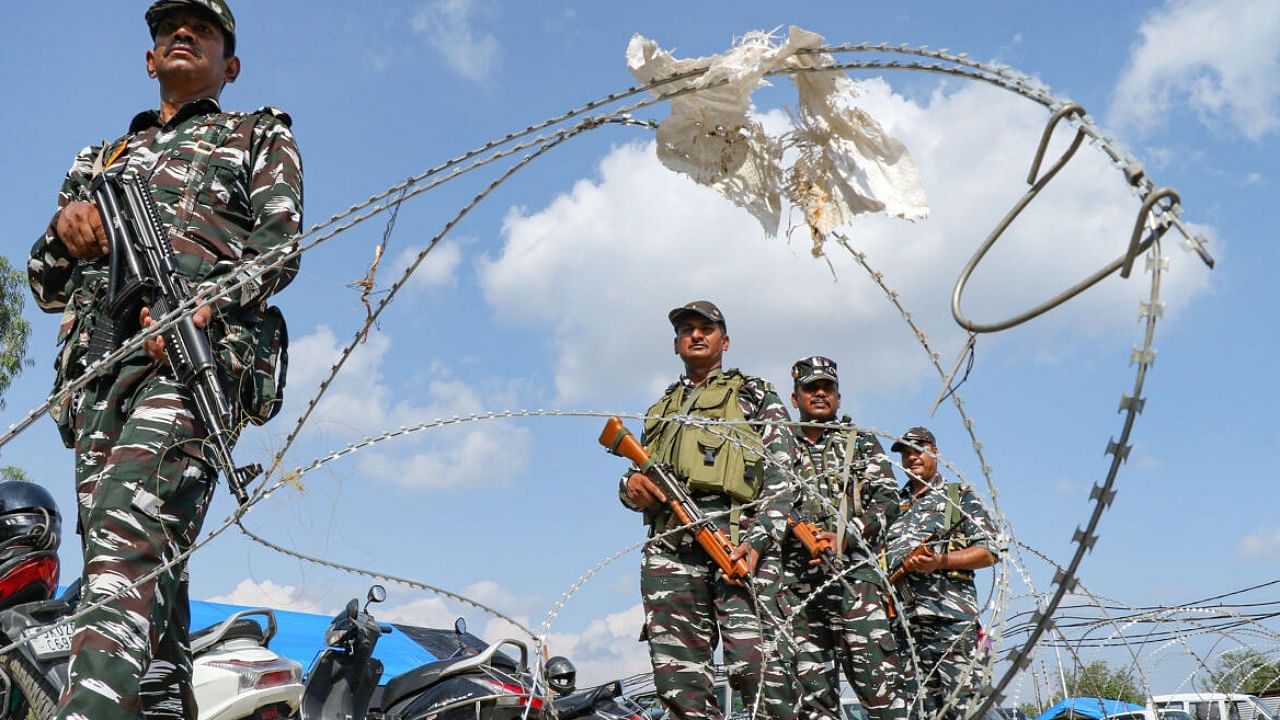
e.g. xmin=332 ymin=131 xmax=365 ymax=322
xmin=89 ymin=173 xmax=259 ymax=505
xmin=598 ymin=417 xmax=750 ymax=581
xmin=887 ymin=532 xmax=940 ymax=585
xmin=788 ymin=514 xmax=889 ymax=616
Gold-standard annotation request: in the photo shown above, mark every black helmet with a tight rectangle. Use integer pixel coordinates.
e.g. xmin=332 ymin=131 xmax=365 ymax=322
xmin=545 ymin=655 xmax=577 ymax=696
xmin=0 ymin=481 xmax=61 ymax=562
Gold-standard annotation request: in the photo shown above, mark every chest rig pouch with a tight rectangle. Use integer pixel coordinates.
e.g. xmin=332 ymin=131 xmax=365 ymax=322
xmin=643 ymin=371 xmax=765 ymax=504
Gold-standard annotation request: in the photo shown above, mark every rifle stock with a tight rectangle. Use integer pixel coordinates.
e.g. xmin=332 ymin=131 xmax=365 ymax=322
xmin=599 ymin=417 xmax=750 ymax=581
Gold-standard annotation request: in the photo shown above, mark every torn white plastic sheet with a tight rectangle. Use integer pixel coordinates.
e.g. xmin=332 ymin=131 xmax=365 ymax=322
xmin=627 ymin=26 xmax=928 ymax=247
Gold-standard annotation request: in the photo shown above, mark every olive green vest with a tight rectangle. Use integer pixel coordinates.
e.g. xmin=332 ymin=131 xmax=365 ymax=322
xmin=643 ymin=370 xmax=766 ymax=504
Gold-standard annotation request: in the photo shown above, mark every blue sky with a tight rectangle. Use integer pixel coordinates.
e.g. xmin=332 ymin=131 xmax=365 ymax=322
xmin=2 ymin=0 xmax=1278 ymax=699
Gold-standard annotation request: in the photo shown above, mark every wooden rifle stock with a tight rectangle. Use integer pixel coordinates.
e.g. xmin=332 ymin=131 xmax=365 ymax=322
xmin=786 ymin=515 xmax=832 ymax=558
xmin=888 ymin=533 xmax=939 ymax=585
xmin=599 ymin=417 xmax=751 ymax=581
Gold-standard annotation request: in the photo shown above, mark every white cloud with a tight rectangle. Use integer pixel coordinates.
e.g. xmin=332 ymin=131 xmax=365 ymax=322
xmin=204 ymin=579 xmax=325 ymax=614
xmin=1237 ymin=528 xmax=1280 ymax=559
xmin=477 ymin=78 xmax=1214 ymax=406
xmin=411 ymin=0 xmax=500 ymax=83
xmin=279 ymin=326 xmax=533 ymax=489
xmin=378 ymin=596 xmax=460 ymax=628
xmin=391 ymin=239 xmax=465 ymax=290
xmin=1110 ymin=0 xmax=1280 ymax=140
xmin=545 ymin=603 xmax=649 ymax=686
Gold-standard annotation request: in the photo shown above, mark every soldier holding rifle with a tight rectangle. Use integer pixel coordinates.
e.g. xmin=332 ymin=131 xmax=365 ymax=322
xmin=615 ymin=301 xmax=796 ymax=720
xmin=27 ymin=2 xmax=301 ymax=718
xmin=777 ymin=356 xmax=907 ymax=720
xmin=884 ymin=427 xmax=1001 ymax=720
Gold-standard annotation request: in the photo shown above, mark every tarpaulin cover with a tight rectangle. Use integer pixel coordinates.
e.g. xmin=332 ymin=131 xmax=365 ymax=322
xmin=1034 ymin=697 xmax=1146 ymax=720
xmin=189 ymin=597 xmax=440 ymax=679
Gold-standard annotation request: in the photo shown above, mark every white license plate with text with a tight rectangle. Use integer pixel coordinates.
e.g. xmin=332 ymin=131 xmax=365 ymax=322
xmin=29 ymin=623 xmax=73 ymax=658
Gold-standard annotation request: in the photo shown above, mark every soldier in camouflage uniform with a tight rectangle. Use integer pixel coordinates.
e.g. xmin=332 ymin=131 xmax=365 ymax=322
xmin=884 ymin=427 xmax=1001 ymax=720
xmin=26 ymin=2 xmax=302 ymax=718
xmin=618 ymin=301 xmax=796 ymax=720
xmin=773 ymin=356 xmax=906 ymax=720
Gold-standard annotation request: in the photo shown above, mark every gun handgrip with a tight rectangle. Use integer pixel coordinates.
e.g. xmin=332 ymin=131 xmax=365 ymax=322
xmin=693 ymin=527 xmax=750 ymax=581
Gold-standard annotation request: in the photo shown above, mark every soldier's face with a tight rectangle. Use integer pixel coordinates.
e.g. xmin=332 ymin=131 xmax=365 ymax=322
xmin=898 ymin=444 xmax=938 ymax=483
xmin=673 ymin=317 xmax=729 ymax=366
xmin=146 ymin=9 xmax=239 ymax=93
xmin=792 ymin=379 xmax=839 ymax=422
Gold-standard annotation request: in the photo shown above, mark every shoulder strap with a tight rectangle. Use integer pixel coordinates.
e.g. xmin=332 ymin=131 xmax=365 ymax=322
xmin=173 ymin=112 xmax=249 ymax=234
xmin=944 ymin=481 xmax=962 ymax=535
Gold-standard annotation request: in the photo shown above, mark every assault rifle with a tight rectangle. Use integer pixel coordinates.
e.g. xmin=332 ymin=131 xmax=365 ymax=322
xmin=89 ymin=173 xmax=259 ymax=505
xmin=887 ymin=532 xmax=940 ymax=585
xmin=599 ymin=417 xmax=751 ymax=581
xmin=787 ymin=514 xmax=886 ymax=615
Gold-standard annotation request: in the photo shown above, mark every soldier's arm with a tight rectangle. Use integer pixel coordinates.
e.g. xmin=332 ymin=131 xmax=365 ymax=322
xmin=741 ymin=378 xmax=796 ymax=554
xmin=28 ymin=146 xmax=97 ymax=312
xmin=202 ymin=112 xmax=303 ymax=310
xmin=854 ymin=431 xmax=901 ymax=546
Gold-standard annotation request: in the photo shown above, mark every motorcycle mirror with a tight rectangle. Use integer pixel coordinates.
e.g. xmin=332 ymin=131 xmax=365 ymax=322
xmin=453 ymin=617 xmax=467 ymax=635
xmin=345 ymin=598 xmax=359 ymax=619
xmin=365 ymin=584 xmax=386 ymax=611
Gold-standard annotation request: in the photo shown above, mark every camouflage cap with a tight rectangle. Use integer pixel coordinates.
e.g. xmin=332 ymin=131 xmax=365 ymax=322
xmin=891 ymin=426 xmax=937 ymax=453
xmin=146 ymin=0 xmax=237 ymax=52
xmin=668 ymin=300 xmax=726 ymax=330
xmin=791 ymin=355 xmax=838 ymax=386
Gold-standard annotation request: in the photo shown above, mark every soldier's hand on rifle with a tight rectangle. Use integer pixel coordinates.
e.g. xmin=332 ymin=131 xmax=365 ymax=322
xmin=902 ymin=546 xmax=943 ymax=574
xmin=808 ymin=530 xmax=839 ymax=566
xmin=724 ymin=542 xmax=760 ymax=586
xmin=55 ymin=201 xmax=109 ymax=259
xmin=624 ymin=472 xmax=667 ymax=510
xmin=140 ymin=305 xmax=212 ymax=365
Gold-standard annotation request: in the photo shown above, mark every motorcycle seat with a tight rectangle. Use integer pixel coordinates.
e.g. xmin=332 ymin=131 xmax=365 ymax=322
xmin=190 ymin=617 xmax=266 ymax=654
xmin=379 ymin=651 xmax=518 ymax=711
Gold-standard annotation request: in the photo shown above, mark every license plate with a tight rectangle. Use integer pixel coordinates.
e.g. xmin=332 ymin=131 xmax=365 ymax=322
xmin=29 ymin=623 xmax=73 ymax=659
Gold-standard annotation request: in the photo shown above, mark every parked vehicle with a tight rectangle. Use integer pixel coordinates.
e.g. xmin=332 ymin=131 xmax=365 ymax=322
xmin=1152 ymin=694 xmax=1278 ymax=720
xmin=1105 ymin=709 xmax=1196 ymax=720
xmin=190 ymin=609 xmax=304 ymax=720
xmin=0 ymin=481 xmax=300 ymax=720
xmin=300 ymin=586 xmax=547 ymax=720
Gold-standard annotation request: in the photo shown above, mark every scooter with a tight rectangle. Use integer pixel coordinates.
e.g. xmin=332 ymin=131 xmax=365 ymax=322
xmin=0 ymin=582 xmax=304 ymax=720
xmin=0 ymin=480 xmax=301 ymax=720
xmin=300 ymin=586 xmax=547 ymax=720
xmin=190 ymin=608 xmax=305 ymax=720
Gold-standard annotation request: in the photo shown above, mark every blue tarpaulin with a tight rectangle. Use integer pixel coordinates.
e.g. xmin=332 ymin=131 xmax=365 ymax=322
xmin=1034 ymin=698 xmax=1145 ymax=720
xmin=188 ymin=597 xmax=439 ymax=678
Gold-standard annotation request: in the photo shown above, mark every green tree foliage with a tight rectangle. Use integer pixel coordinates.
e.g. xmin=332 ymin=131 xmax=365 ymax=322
xmin=1051 ymin=660 xmax=1144 ymax=704
xmin=0 ymin=466 xmax=28 ymax=482
xmin=1209 ymin=649 xmax=1280 ymax=695
xmin=0 ymin=255 xmax=33 ymax=409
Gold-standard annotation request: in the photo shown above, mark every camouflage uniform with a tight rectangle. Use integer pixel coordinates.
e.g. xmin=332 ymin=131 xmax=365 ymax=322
xmin=28 ymin=94 xmax=302 ymax=720
xmin=884 ymin=476 xmax=1001 ymax=720
xmin=778 ymin=422 xmax=906 ymax=720
xmin=620 ymin=368 xmax=796 ymax=720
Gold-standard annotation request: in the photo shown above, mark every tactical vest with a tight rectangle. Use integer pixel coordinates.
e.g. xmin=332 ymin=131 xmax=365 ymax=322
xmin=796 ymin=427 xmax=864 ymax=521
xmin=643 ymin=371 xmax=765 ymax=504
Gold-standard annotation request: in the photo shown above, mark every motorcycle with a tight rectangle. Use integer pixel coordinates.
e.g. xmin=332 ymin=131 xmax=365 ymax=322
xmin=0 ymin=481 xmax=300 ymax=720
xmin=552 ymin=680 xmax=645 ymax=720
xmin=301 ymin=586 xmax=547 ymax=720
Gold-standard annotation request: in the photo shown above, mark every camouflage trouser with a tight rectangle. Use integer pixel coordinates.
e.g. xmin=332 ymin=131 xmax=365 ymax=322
xmin=60 ymin=361 xmax=215 ymax=720
xmin=778 ymin=564 xmax=909 ymax=720
xmin=641 ymin=537 xmax=792 ymax=720
xmin=899 ymin=616 xmax=978 ymax=720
